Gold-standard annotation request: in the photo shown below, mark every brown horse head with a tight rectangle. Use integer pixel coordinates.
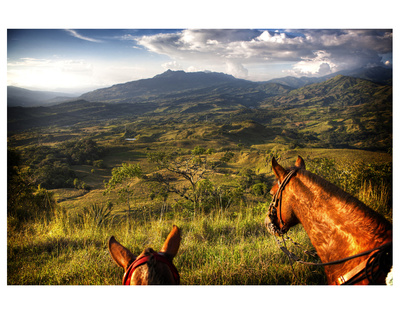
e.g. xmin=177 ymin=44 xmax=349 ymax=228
xmin=108 ymin=225 xmax=181 ymax=285
xmin=265 ymin=156 xmax=305 ymax=235
xmin=264 ymin=156 xmax=392 ymax=285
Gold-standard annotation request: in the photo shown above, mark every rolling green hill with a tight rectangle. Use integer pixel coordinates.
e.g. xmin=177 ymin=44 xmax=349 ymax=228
xmin=264 ymin=75 xmax=392 ymax=108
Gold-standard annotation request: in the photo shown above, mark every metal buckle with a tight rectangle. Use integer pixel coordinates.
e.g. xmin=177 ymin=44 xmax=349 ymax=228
xmin=338 ymin=276 xmax=346 ymax=285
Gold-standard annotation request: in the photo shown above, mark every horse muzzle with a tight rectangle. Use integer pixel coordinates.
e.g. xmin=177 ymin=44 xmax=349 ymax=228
xmin=265 ymin=214 xmax=280 ymax=236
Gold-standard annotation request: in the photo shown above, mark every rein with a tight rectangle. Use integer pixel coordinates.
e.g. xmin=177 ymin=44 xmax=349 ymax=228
xmin=123 ymin=252 xmax=180 ymax=285
xmin=275 ymin=234 xmax=392 ymax=284
xmin=267 ymin=168 xmax=393 ymax=285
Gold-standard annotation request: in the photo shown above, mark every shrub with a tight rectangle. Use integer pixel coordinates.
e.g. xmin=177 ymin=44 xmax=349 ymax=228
xmin=93 ymin=160 xmax=105 ymax=168
xmin=220 ymin=151 xmax=234 ymax=163
xmin=80 ymin=203 xmax=113 ymax=228
xmin=251 ymin=183 xmax=268 ymax=196
xmin=74 ymin=178 xmax=91 ymax=191
xmin=192 ymin=146 xmax=206 ymax=155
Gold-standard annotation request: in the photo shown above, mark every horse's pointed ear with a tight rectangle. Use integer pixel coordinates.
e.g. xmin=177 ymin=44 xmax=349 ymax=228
xmin=271 ymin=157 xmax=286 ymax=181
xmin=108 ymin=236 xmax=136 ymax=271
xmin=160 ymin=225 xmax=181 ymax=258
xmin=295 ymin=156 xmax=306 ymax=169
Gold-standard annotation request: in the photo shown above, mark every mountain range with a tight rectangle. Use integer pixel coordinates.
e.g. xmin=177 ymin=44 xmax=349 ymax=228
xmin=265 ymin=66 xmax=392 ymax=88
xmin=8 ymin=68 xmax=392 ymax=132
xmin=7 ymin=67 xmax=392 ymax=151
xmin=7 ymin=86 xmax=79 ymax=107
xmin=7 ymin=66 xmax=391 ymax=107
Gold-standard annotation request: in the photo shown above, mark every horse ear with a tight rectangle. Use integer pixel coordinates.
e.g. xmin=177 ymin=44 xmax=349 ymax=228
xmin=160 ymin=225 xmax=181 ymax=258
xmin=108 ymin=236 xmax=136 ymax=271
xmin=271 ymin=157 xmax=286 ymax=181
xmin=295 ymin=156 xmax=306 ymax=169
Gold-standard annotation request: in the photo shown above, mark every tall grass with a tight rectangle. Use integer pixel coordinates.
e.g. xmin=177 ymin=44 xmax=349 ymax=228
xmin=357 ymin=180 xmax=392 ymax=222
xmin=7 ymin=200 xmax=326 ymax=285
xmin=7 ymin=157 xmax=391 ymax=285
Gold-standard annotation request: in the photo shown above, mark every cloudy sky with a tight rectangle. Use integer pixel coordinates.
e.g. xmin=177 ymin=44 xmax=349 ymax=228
xmin=7 ymin=28 xmax=392 ymax=93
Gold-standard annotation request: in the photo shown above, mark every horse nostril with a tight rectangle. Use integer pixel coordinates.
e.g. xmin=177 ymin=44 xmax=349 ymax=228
xmin=264 ymin=214 xmax=280 ymax=235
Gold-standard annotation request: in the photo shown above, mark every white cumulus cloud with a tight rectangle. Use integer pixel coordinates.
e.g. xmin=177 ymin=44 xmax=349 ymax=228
xmin=130 ymin=29 xmax=392 ymax=80
xmin=290 ymin=50 xmax=337 ymax=76
xmin=162 ymin=61 xmax=183 ymax=71
xmin=225 ymin=61 xmax=248 ymax=78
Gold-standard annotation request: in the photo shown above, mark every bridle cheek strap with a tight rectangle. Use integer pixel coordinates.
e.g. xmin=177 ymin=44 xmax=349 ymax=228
xmin=123 ymin=253 xmax=180 ymax=285
xmin=268 ymin=169 xmax=298 ymax=234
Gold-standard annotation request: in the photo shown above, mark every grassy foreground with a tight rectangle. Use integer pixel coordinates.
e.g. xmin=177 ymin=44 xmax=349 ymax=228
xmin=7 ymin=144 xmax=392 ymax=285
xmin=8 ymin=200 xmax=327 ymax=285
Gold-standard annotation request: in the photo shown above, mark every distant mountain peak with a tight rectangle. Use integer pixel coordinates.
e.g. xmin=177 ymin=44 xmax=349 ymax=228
xmin=153 ymin=69 xmax=237 ymax=80
xmin=266 ymin=65 xmax=392 ymax=89
xmin=80 ymin=70 xmax=243 ymax=103
xmin=154 ymin=69 xmax=185 ymax=78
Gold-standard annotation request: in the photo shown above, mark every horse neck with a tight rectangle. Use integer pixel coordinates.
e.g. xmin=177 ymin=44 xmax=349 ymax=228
xmin=287 ymin=170 xmax=392 ymax=264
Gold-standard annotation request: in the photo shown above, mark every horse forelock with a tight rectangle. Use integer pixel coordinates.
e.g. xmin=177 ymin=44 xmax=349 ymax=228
xmin=131 ymin=248 xmax=176 ymax=285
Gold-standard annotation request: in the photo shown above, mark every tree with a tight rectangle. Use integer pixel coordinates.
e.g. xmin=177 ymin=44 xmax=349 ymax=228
xmin=60 ymin=138 xmax=105 ymax=165
xmin=214 ymin=184 xmax=244 ymax=213
xmin=8 ymin=148 xmax=57 ymax=222
xmin=147 ymin=172 xmax=172 ymax=220
xmin=35 ymin=162 xmax=76 ymax=189
xmin=238 ymin=168 xmax=267 ymax=190
xmin=104 ymin=163 xmax=142 ymax=210
xmin=146 ymin=151 xmax=210 ymax=214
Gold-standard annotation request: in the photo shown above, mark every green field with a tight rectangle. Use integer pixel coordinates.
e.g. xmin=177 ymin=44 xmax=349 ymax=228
xmin=7 ymin=110 xmax=392 ymax=285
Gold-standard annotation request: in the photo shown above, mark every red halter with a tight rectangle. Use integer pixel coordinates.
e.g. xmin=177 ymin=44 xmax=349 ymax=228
xmin=123 ymin=253 xmax=180 ymax=285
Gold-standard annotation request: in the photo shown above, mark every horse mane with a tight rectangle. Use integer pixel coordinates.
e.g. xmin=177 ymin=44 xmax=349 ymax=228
xmin=295 ymin=167 xmax=391 ymax=232
xmin=295 ymin=167 xmax=356 ymax=203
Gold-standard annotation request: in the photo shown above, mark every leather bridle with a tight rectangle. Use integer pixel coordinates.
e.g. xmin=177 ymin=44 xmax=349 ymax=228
xmin=267 ymin=169 xmax=298 ymax=235
xmin=123 ymin=252 xmax=180 ymax=285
